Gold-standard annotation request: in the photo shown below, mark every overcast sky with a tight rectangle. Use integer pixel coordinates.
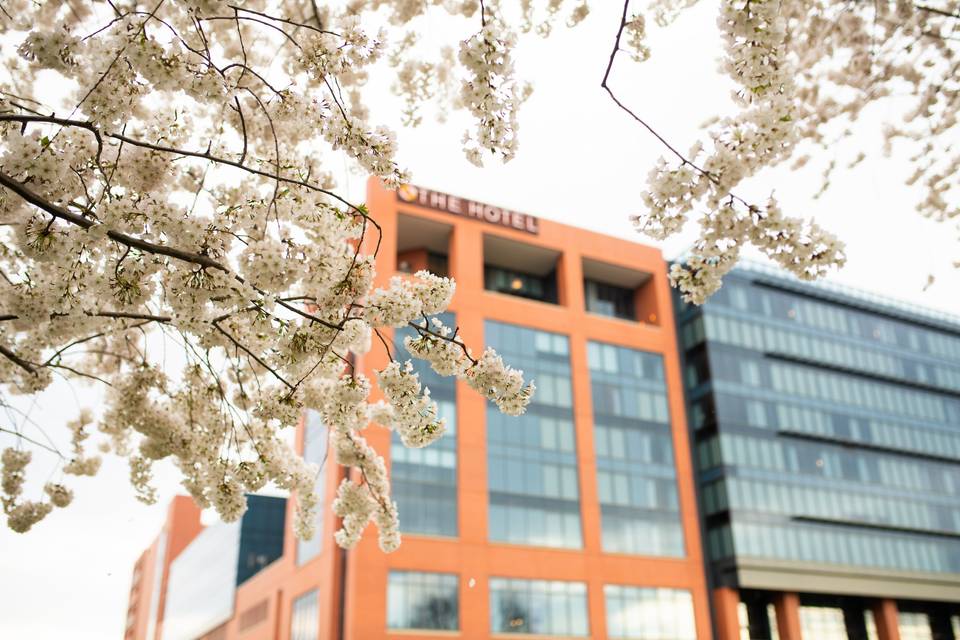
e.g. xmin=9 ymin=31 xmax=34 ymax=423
xmin=3 ymin=2 xmax=959 ymax=639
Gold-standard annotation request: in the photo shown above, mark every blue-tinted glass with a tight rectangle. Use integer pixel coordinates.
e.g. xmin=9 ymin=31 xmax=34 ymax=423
xmin=589 ymin=341 xmax=684 ymax=556
xmin=485 ymin=321 xmax=582 ymax=548
xmin=677 ymin=268 xmax=960 ymax=577
xmin=387 ymin=571 xmax=459 ymax=630
xmin=237 ymin=494 xmax=286 ymax=585
xmin=392 ymin=312 xmax=458 ymax=537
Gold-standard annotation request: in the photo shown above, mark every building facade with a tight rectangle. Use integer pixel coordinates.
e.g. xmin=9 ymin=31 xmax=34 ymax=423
xmin=127 ymin=179 xmax=960 ymax=640
xmin=127 ymin=177 xmax=711 ymax=639
xmin=675 ymin=262 xmax=960 ymax=640
xmin=125 ymin=496 xmax=203 ymax=640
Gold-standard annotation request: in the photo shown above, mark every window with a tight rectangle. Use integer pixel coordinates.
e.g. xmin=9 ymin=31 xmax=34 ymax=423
xmin=490 ymin=578 xmax=588 ymax=636
xmin=865 ymin=610 xmax=880 ymax=640
xmin=585 ymin=279 xmax=635 ymax=320
xmin=387 ymin=571 xmax=458 ymax=631
xmin=605 ymin=585 xmax=696 ymax=639
xmin=290 ymin=589 xmax=319 ymax=640
xmin=486 ymin=321 xmax=582 ymax=548
xmin=236 ymin=495 xmax=286 ymax=585
xmin=396 ymin=213 xmax=452 ymax=276
xmin=799 ymin=606 xmax=848 ymax=640
xmin=397 ymin=250 xmax=449 ymax=277
xmin=297 ymin=411 xmax=327 ymax=565
xmin=392 ymin=313 xmax=458 ymax=537
xmin=588 ymin=341 xmax=684 ymax=557
xmin=898 ymin=612 xmax=933 ymax=640
xmin=485 ymin=265 xmax=558 ymax=303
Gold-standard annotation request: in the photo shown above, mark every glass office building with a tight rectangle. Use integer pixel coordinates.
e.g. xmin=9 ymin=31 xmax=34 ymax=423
xmin=675 ymin=262 xmax=960 ymax=640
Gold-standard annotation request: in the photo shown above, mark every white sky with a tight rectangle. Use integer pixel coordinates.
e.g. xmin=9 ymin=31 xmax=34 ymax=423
xmin=2 ymin=2 xmax=959 ymax=638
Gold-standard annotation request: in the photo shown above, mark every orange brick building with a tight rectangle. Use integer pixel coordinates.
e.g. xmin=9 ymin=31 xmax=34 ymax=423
xmin=126 ymin=177 xmax=711 ymax=639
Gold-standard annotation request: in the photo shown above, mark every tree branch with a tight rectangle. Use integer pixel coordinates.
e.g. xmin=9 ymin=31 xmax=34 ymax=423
xmin=915 ymin=4 xmax=960 ymax=19
xmin=0 ymin=344 xmax=36 ymax=374
xmin=0 ymin=426 xmax=63 ymax=457
xmin=0 ymin=170 xmax=228 ymax=272
xmin=0 ymin=114 xmax=380 ymax=240
xmin=600 ymin=0 xmax=758 ymax=213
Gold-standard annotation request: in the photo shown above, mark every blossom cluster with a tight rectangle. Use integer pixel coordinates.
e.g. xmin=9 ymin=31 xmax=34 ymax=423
xmin=0 ymin=1 xmax=533 ymax=549
xmin=457 ymin=18 xmax=529 ymax=166
xmin=376 ymin=361 xmax=446 ymax=448
xmin=669 ymin=200 xmax=845 ymax=304
xmin=633 ymin=0 xmax=847 ymax=303
xmin=2 ymin=448 xmax=53 ymax=533
xmin=632 ymin=0 xmax=957 ymax=300
xmin=364 ymin=271 xmax=456 ymax=327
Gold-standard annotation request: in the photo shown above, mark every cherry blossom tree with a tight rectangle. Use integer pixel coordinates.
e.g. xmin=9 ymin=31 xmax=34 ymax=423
xmin=0 ymin=0 xmax=955 ymax=545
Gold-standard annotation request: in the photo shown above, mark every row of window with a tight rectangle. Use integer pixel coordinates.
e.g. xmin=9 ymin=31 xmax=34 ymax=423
xmin=486 ymin=322 xmax=584 ymax=549
xmin=385 ymin=571 xmax=697 ymax=638
xmin=688 ymin=308 xmax=960 ymax=394
xmin=292 ymin=583 xmax=957 ymax=640
xmin=391 ymin=315 xmax=460 ymax=538
xmin=696 ymin=431 xmax=960 ymax=497
xmin=485 ymin=264 xmax=643 ymax=322
xmin=701 ymin=276 xmax=960 ymax=361
xmin=692 ymin=388 xmax=960 ymax=462
xmin=298 ymin=322 xmax=687 ymax=556
xmin=707 ymin=348 xmax=960 ymax=425
xmin=703 ymin=475 xmax=960 ymax=535
xmin=296 ymin=411 xmax=327 ymax=565
xmin=737 ymin=599 xmax=960 ymax=640
xmin=486 ymin=322 xmax=686 ymax=556
xmin=589 ymin=339 xmax=684 ymax=557
xmin=707 ymin=519 xmax=960 ymax=573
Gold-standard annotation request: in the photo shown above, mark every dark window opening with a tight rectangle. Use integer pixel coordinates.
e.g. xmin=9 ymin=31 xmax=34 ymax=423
xmin=585 ymin=279 xmax=636 ymax=320
xmin=582 ymin=257 xmax=656 ymax=324
xmin=483 ymin=234 xmax=561 ymax=305
xmin=396 ymin=213 xmax=452 ymax=277
xmin=485 ymin=265 xmax=558 ymax=303
xmin=398 ymin=250 xmax=448 ymax=277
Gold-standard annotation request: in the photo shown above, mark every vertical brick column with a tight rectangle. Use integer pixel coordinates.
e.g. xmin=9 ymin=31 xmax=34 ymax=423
xmin=774 ymin=592 xmax=803 ymax=640
xmin=447 ymin=222 xmax=490 ymax=639
xmin=872 ymin=599 xmax=902 ymax=640
xmin=713 ymin=587 xmax=742 ymax=640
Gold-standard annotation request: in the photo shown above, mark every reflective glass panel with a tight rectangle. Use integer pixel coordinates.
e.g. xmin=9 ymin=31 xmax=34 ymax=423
xmin=489 ymin=578 xmax=588 ymax=636
xmin=387 ymin=571 xmax=458 ymax=630
xmin=392 ymin=312 xmax=458 ymax=537
xmin=604 ymin=585 xmax=696 ymax=639
xmin=290 ymin=589 xmax=319 ymax=640
xmin=589 ymin=341 xmax=684 ymax=556
xmin=485 ymin=321 xmax=582 ymax=548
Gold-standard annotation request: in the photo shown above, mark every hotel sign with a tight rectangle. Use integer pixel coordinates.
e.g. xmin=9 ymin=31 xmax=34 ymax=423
xmin=396 ymin=184 xmax=540 ymax=235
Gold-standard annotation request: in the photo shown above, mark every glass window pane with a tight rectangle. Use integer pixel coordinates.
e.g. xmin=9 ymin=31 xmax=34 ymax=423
xmin=387 ymin=571 xmax=459 ymax=631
